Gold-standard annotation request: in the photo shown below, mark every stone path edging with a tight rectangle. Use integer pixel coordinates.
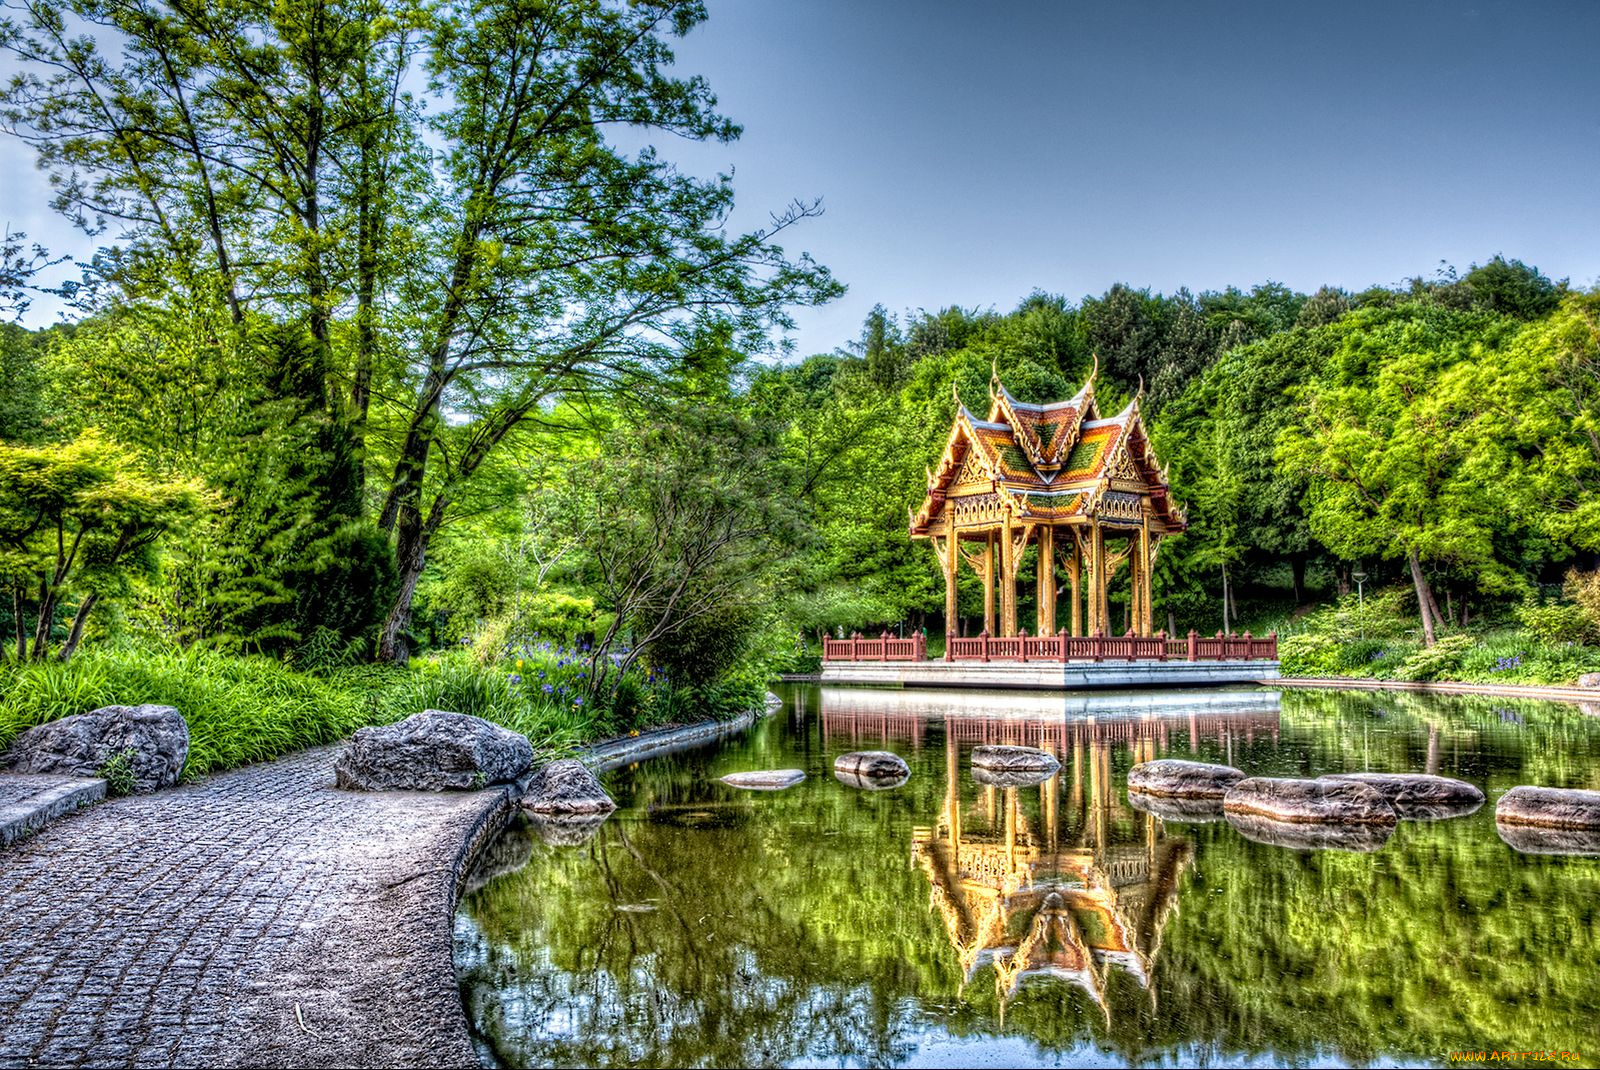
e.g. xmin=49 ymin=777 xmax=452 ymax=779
xmin=0 ymin=773 xmax=107 ymax=849
xmin=1275 ymin=676 xmax=1600 ymax=706
xmin=0 ymin=710 xmax=765 ymax=1070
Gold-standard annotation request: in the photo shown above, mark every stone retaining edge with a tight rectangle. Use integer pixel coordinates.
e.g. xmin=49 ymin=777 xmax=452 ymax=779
xmin=1275 ymin=676 xmax=1600 ymax=706
xmin=0 ymin=776 xmax=108 ymax=849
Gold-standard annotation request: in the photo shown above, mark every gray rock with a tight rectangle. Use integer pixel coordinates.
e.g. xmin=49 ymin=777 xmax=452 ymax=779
xmin=1495 ymin=785 xmax=1600 ymax=829
xmin=1320 ymin=772 xmax=1484 ymax=820
xmin=1223 ymin=777 xmax=1397 ymax=826
xmin=334 ymin=709 xmax=532 ymax=792
xmin=4 ymin=705 xmax=188 ymax=793
xmin=971 ymin=745 xmax=1060 ymax=774
xmin=1128 ymin=759 xmax=1245 ymax=799
xmin=972 ymin=766 xmax=1056 ymax=789
xmin=1128 ymin=791 xmax=1226 ymax=823
xmin=720 ymin=769 xmax=806 ymax=790
xmin=523 ymin=759 xmax=616 ymax=814
xmin=834 ymin=751 xmax=909 ymax=780
xmin=1226 ymin=810 xmax=1394 ymax=852
xmin=1496 ymin=821 xmax=1600 ymax=857
xmin=1577 ymin=672 xmax=1600 ymax=688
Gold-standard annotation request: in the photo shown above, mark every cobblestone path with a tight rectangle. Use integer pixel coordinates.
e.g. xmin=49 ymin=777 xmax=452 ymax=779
xmin=0 ymin=746 xmax=513 ymax=1069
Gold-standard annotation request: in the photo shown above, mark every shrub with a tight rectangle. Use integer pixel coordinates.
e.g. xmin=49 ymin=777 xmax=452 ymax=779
xmin=1514 ymin=598 xmax=1590 ymax=645
xmin=1393 ymin=633 xmax=1476 ymax=682
xmin=1563 ymin=569 xmax=1600 ymax=641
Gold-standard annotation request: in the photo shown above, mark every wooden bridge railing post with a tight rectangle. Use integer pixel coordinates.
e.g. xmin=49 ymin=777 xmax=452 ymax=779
xmin=1187 ymin=629 xmax=1198 ymax=662
xmin=1157 ymin=629 xmax=1167 ymax=662
xmin=980 ymin=630 xmax=990 ymax=663
xmin=917 ymin=631 xmax=928 ymax=661
xmin=1093 ymin=630 xmax=1104 ymax=663
xmin=1242 ymin=631 xmax=1252 ymax=662
xmin=1018 ymin=628 xmax=1028 ymax=663
xmin=1058 ymin=627 xmax=1068 ymax=663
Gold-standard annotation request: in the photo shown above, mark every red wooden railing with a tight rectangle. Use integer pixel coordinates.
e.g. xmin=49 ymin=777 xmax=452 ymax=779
xmin=821 ymin=629 xmax=1277 ymax=663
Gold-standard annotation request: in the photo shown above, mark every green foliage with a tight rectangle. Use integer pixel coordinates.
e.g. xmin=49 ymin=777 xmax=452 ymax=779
xmin=96 ymin=748 xmax=137 ymax=797
xmin=1392 ymin=632 xmax=1476 ymax=681
xmin=1514 ymin=598 xmax=1592 ymax=645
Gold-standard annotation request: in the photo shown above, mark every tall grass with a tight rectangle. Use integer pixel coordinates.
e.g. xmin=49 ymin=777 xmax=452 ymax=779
xmin=0 ymin=648 xmax=398 ymax=776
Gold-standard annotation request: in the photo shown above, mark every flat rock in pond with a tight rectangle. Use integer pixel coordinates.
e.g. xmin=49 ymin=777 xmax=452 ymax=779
xmin=972 ymin=766 xmax=1056 ymax=789
xmin=4 ymin=704 xmax=188 ymax=794
xmin=1128 ymin=790 xmax=1226 ymax=823
xmin=1495 ymin=785 xmax=1600 ymax=829
xmin=1320 ymin=772 xmax=1484 ymax=819
xmin=834 ymin=751 xmax=910 ymax=780
xmin=1227 ymin=811 xmax=1394 ymax=852
xmin=971 ymin=745 xmax=1060 ymax=774
xmin=720 ymin=769 xmax=806 ymax=790
xmin=523 ymin=758 xmax=616 ymax=814
xmin=1128 ymin=759 xmax=1245 ymax=799
xmin=1223 ymin=777 xmax=1397 ymax=826
xmin=1496 ymin=821 xmax=1600 ymax=857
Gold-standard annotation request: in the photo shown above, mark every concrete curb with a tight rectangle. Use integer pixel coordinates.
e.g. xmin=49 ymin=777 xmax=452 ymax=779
xmin=1275 ymin=676 xmax=1600 ymax=707
xmin=0 ymin=773 xmax=107 ymax=848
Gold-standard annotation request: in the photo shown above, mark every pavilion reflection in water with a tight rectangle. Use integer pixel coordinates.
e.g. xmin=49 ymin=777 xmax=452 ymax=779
xmin=816 ymin=687 xmax=1284 ymax=1022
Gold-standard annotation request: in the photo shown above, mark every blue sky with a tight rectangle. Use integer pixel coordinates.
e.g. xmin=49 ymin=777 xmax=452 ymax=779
xmin=4 ymin=0 xmax=1598 ymax=355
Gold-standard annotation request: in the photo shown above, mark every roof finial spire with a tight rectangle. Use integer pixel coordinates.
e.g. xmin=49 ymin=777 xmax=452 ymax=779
xmin=952 ymin=377 xmax=962 ymax=410
xmin=1089 ymin=351 xmax=1099 ymax=387
xmin=1135 ymin=374 xmax=1144 ymax=404
xmin=989 ymin=357 xmax=1002 ymax=402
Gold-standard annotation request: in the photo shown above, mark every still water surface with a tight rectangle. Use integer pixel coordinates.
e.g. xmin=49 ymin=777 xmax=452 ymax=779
xmin=455 ymin=685 xmax=1600 ymax=1068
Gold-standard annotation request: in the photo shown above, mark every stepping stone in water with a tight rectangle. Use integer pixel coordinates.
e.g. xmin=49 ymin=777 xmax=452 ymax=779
xmin=1223 ymin=777 xmax=1397 ymax=826
xmin=1319 ymin=772 xmax=1483 ymax=820
xmin=720 ymin=769 xmax=806 ymax=790
xmin=1128 ymin=759 xmax=1245 ymax=799
xmin=971 ymin=745 xmax=1059 ymax=774
xmin=1227 ymin=810 xmax=1394 ymax=853
xmin=834 ymin=751 xmax=910 ymax=780
xmin=1495 ymin=785 xmax=1600 ymax=829
xmin=1128 ymin=791 xmax=1226 ymax=824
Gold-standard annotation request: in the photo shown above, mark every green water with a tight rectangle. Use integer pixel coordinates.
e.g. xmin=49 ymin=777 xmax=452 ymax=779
xmin=454 ymin=686 xmax=1600 ymax=1068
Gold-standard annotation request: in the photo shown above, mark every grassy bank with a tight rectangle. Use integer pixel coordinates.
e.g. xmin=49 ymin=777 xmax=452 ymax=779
xmin=1270 ymin=588 xmax=1600 ymax=687
xmin=0 ymin=641 xmax=766 ymax=780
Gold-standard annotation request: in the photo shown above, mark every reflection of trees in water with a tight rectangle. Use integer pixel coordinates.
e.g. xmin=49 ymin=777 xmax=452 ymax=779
xmin=458 ymin=692 xmax=1600 ymax=1067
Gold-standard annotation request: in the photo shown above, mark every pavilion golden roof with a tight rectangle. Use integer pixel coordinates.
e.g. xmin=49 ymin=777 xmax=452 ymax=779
xmin=909 ymin=365 xmax=1186 ymax=537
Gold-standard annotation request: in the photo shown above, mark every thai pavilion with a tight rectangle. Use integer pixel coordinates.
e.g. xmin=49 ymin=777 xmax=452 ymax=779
xmin=909 ymin=363 xmax=1186 ymax=643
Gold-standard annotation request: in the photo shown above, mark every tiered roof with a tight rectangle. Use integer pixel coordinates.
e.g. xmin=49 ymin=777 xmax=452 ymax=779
xmin=909 ymin=363 xmax=1186 ymax=536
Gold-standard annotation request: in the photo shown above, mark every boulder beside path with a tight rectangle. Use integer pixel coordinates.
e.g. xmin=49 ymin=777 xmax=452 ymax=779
xmin=335 ymin=709 xmax=532 ymax=792
xmin=1128 ymin=759 xmax=1245 ymax=799
xmin=4 ymin=704 xmax=188 ymax=793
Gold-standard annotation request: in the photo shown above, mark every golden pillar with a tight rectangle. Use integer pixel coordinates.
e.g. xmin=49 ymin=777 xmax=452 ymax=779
xmin=940 ymin=519 xmax=958 ymax=644
xmin=1036 ymin=526 xmax=1056 ymax=635
xmin=1067 ymin=532 xmax=1082 ymax=636
xmin=1000 ymin=514 xmax=1018 ymax=636
xmin=982 ymin=531 xmax=996 ymax=636
xmin=1138 ymin=516 xmax=1153 ymax=636
xmin=1090 ymin=521 xmax=1106 ymax=635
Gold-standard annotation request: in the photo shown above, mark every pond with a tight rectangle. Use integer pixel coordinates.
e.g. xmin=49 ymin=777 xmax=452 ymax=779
xmin=454 ymin=685 xmax=1600 ymax=1069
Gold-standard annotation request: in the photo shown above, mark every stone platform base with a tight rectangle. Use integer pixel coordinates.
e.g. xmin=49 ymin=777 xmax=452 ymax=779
xmin=820 ymin=658 xmax=1280 ymax=691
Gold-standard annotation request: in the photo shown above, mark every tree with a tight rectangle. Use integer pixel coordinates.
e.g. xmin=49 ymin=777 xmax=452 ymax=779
xmin=2 ymin=0 xmax=840 ymax=663
xmin=0 ymin=430 xmax=207 ymax=659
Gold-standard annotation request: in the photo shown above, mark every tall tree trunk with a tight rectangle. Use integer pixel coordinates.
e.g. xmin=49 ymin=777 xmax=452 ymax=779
xmin=1407 ymin=548 xmax=1438 ymax=647
xmin=378 ymin=494 xmax=450 ymax=664
xmin=59 ymin=593 xmax=100 ymax=661
xmin=1291 ymin=554 xmax=1306 ymax=604
xmin=1221 ymin=563 xmax=1231 ymax=635
xmin=13 ymin=585 xmax=26 ymax=662
xmin=1423 ymin=575 xmax=1449 ymax=636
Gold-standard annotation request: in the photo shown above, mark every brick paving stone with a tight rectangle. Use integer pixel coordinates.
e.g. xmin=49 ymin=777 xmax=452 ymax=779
xmin=0 ymin=745 xmax=514 ymax=1069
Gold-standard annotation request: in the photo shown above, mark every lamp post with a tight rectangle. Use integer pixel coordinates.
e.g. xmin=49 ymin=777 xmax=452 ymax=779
xmin=1353 ymin=570 xmax=1368 ymax=639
